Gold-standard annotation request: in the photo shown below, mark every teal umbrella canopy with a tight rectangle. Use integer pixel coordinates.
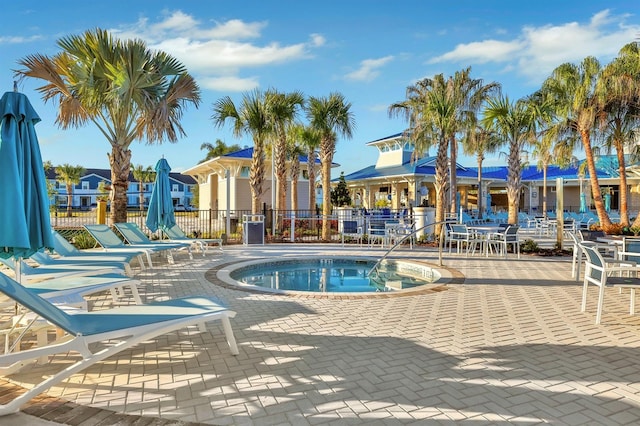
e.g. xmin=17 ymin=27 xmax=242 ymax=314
xmin=146 ymin=158 xmax=176 ymax=232
xmin=0 ymin=91 xmax=53 ymax=260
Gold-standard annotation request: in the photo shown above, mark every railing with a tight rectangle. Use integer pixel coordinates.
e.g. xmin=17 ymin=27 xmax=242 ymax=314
xmin=368 ymin=220 xmax=450 ymax=279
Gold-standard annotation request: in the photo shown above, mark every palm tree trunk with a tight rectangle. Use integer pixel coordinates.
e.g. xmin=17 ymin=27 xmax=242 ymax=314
xmin=506 ymin=142 xmax=521 ymax=225
xmin=449 ymin=135 xmax=457 ymax=214
xmin=581 ymin=130 xmax=612 ymax=228
xmin=291 ymin=158 xmax=300 ymax=212
xmin=614 ymin=139 xmax=629 ymax=226
xmin=250 ymin=141 xmax=265 ymax=215
xmin=275 ymin=136 xmax=287 ymax=228
xmin=66 ymin=185 xmax=73 ymax=218
xmin=308 ymin=150 xmax=317 ymax=214
xmin=434 ymin=138 xmax=449 ymax=236
xmin=108 ymin=146 xmax=132 ymax=225
xmin=542 ymin=165 xmax=548 ymax=218
xmin=476 ymin=156 xmax=483 ymax=219
xmin=321 ymin=157 xmax=332 ymax=241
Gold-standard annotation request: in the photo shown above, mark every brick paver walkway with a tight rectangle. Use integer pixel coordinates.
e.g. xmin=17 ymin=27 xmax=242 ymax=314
xmin=3 ymin=243 xmax=640 ymax=425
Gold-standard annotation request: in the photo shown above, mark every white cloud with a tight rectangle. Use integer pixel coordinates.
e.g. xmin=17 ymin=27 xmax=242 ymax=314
xmin=111 ymin=10 xmax=321 ymax=92
xmin=0 ymin=34 xmax=42 ymax=44
xmin=429 ymin=9 xmax=640 ymax=84
xmin=345 ymin=56 xmax=394 ymax=82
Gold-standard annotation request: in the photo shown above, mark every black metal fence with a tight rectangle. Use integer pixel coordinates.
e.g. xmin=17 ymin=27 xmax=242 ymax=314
xmin=50 ymin=207 xmax=414 ymax=245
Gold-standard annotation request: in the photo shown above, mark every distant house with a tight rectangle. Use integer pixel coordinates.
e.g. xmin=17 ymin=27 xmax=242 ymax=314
xmin=46 ymin=168 xmax=197 ymax=209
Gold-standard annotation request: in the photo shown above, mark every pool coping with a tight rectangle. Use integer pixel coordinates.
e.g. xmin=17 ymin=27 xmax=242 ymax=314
xmin=208 ymin=256 xmax=464 ymax=299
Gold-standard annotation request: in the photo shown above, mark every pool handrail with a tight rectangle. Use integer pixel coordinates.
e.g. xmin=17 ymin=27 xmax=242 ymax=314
xmin=368 ymin=219 xmax=450 ymax=278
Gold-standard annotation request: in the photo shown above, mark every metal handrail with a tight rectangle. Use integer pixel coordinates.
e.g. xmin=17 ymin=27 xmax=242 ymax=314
xmin=367 ymin=219 xmax=450 ymax=278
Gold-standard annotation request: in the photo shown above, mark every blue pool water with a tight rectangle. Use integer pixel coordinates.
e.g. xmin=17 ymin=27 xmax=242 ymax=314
xmin=229 ymin=259 xmax=436 ymax=293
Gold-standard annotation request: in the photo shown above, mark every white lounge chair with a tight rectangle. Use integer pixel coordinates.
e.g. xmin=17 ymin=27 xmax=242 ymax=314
xmin=84 ymin=224 xmax=165 ymax=268
xmin=162 ymin=223 xmax=223 ymax=255
xmin=51 ymin=230 xmax=146 ymax=270
xmin=0 ymin=257 xmax=121 ymax=283
xmin=114 ymin=222 xmax=192 ymax=261
xmin=31 ymin=250 xmax=134 ymax=277
xmin=0 ymin=272 xmax=239 ymax=415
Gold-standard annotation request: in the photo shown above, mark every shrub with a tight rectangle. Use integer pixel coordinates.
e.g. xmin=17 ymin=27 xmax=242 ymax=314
xmin=520 ymin=239 xmax=539 ymax=253
xmin=72 ymin=231 xmax=97 ymax=249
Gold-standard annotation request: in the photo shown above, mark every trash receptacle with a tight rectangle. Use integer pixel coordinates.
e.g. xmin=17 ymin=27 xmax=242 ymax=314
xmin=243 ymin=214 xmax=265 ymax=245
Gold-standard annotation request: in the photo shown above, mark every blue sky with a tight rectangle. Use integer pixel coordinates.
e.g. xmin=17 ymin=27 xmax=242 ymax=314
xmin=1 ymin=1 xmax=639 ymax=176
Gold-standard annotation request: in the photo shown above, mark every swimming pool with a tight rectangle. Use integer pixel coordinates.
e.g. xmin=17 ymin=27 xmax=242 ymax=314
xmin=222 ymin=257 xmax=441 ymax=294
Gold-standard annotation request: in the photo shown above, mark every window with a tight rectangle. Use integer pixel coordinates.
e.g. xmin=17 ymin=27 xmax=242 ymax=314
xmin=172 ymin=184 xmax=179 ymax=192
xmin=302 ymin=170 xmax=309 ymax=179
xmin=81 ymin=181 xmax=89 ymax=190
xmin=240 ymin=166 xmax=250 ymax=178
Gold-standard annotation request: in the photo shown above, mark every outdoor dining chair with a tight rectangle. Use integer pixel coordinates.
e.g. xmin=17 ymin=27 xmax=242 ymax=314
xmin=448 ymin=224 xmax=471 ymax=254
xmin=0 ymin=272 xmax=238 ymax=415
xmin=341 ymin=220 xmax=363 ymax=247
xmin=580 ymin=243 xmax=640 ymax=325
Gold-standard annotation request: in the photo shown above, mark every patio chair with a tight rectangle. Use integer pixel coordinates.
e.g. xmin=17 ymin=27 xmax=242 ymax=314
xmin=113 ymin=223 xmax=192 ymax=261
xmin=162 ymin=223 xmax=223 ymax=255
xmin=0 ymin=272 xmax=238 ymax=415
xmin=580 ymin=244 xmax=640 ymax=325
xmin=448 ymin=224 xmax=471 ymax=254
xmin=367 ymin=221 xmax=386 ymax=248
xmin=51 ymin=230 xmax=146 ymax=270
xmin=341 ymin=220 xmax=363 ymax=247
xmin=492 ymin=225 xmax=520 ymax=258
xmin=83 ymin=224 xmax=164 ymax=268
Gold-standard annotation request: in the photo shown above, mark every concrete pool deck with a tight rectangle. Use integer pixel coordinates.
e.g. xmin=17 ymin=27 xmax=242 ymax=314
xmin=3 ymin=243 xmax=640 ymax=425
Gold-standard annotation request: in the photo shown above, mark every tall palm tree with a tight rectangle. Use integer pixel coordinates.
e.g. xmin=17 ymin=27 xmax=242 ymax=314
xmin=461 ymin=125 xmax=501 ymax=219
xmin=55 ymin=164 xmax=85 ymax=217
xmin=597 ymin=42 xmax=640 ymax=227
xmin=482 ymin=96 xmax=544 ymax=224
xmin=265 ymin=89 xmax=305 ymax=216
xmin=286 ymin=124 xmax=309 ymax=212
xmin=447 ymin=68 xmax=501 ymax=215
xmin=541 ymin=57 xmax=612 ymax=229
xmin=389 ymin=75 xmax=456 ymax=236
xmin=306 ymin=93 xmax=355 ymax=241
xmin=298 ymin=126 xmax=321 ymax=214
xmin=131 ymin=164 xmax=155 ymax=214
xmin=212 ymin=90 xmax=271 ymax=214
xmin=16 ymin=29 xmax=201 ymax=225
xmin=199 ymin=139 xmax=242 ymax=163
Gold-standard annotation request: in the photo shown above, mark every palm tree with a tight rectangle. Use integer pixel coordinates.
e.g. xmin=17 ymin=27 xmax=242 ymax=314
xmin=482 ymin=96 xmax=544 ymax=224
xmin=597 ymin=42 xmax=640 ymax=227
xmin=16 ymin=29 xmax=200 ymax=225
xmin=461 ymin=125 xmax=501 ymax=219
xmin=55 ymin=164 xmax=85 ymax=217
xmin=298 ymin=125 xmax=321 ymax=214
xmin=447 ymin=68 xmax=501 ymax=215
xmin=265 ymin=89 xmax=305 ymax=217
xmin=212 ymin=90 xmax=270 ymax=214
xmin=199 ymin=139 xmax=242 ymax=163
xmin=286 ymin=124 xmax=309 ymax=212
xmin=389 ymin=75 xmax=456 ymax=236
xmin=131 ymin=164 xmax=155 ymax=214
xmin=541 ymin=57 xmax=612 ymax=229
xmin=306 ymin=93 xmax=355 ymax=241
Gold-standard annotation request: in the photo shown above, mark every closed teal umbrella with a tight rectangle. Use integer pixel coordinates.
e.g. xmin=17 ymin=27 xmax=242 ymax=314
xmin=0 ymin=91 xmax=53 ymax=261
xmin=604 ymin=193 xmax=611 ymax=213
xmin=579 ymin=193 xmax=587 ymax=213
xmin=146 ymin=158 xmax=176 ymax=232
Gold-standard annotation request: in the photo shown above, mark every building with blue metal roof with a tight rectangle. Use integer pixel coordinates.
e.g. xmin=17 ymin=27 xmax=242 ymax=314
xmin=340 ymin=133 xmax=636 ymax=214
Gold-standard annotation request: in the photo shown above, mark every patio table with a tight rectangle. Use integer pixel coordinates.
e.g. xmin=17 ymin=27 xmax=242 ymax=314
xmin=468 ymin=225 xmax=501 ymax=257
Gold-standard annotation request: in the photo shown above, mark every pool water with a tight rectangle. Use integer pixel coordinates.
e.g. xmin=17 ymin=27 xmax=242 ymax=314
xmin=229 ymin=259 xmax=436 ymax=293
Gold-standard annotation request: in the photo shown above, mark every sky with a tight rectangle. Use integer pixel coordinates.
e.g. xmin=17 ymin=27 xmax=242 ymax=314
xmin=1 ymin=1 xmax=639 ymax=177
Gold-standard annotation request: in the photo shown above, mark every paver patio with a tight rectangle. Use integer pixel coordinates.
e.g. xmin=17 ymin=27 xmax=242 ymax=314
xmin=2 ymin=243 xmax=640 ymax=425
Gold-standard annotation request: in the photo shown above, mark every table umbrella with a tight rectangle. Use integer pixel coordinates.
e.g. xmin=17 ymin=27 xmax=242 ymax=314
xmin=146 ymin=158 xmax=176 ymax=232
xmin=0 ymin=91 xmax=53 ymax=266
xmin=486 ymin=192 xmax=492 ymax=214
xmin=604 ymin=193 xmax=611 ymax=213
xmin=579 ymin=193 xmax=587 ymax=213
